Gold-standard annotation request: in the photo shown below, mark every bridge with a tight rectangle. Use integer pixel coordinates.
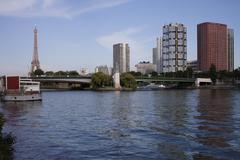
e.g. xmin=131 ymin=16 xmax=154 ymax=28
xmin=31 ymin=76 xmax=91 ymax=84
xmin=24 ymin=76 xmax=197 ymax=89
xmin=29 ymin=76 xmax=196 ymax=83
xmin=22 ymin=76 xmax=92 ymax=89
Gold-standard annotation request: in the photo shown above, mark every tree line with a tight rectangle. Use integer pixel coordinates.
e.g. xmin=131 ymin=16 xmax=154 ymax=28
xmin=91 ymin=72 xmax=137 ymax=90
xmin=31 ymin=69 xmax=80 ymax=77
xmin=130 ymin=65 xmax=240 ymax=82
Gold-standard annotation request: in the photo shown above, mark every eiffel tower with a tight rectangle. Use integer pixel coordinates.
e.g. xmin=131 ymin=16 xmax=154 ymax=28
xmin=31 ymin=26 xmax=40 ymax=73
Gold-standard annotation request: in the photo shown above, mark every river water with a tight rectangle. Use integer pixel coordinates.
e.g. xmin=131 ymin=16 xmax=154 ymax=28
xmin=0 ymin=90 xmax=240 ymax=160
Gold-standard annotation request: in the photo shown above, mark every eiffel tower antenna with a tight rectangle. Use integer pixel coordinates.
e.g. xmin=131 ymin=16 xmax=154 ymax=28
xmin=31 ymin=25 xmax=40 ymax=73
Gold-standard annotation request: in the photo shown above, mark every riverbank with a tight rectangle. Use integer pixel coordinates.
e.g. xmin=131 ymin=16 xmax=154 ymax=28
xmin=198 ymin=85 xmax=239 ymax=89
xmin=39 ymin=85 xmax=240 ymax=92
xmin=0 ymin=113 xmax=14 ymax=160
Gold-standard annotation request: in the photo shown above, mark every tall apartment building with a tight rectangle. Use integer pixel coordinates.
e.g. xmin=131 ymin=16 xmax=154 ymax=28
xmin=152 ymin=48 xmax=157 ymax=65
xmin=162 ymin=23 xmax=187 ymax=73
xmin=197 ymin=22 xmax=234 ymax=72
xmin=228 ymin=28 xmax=234 ymax=71
xmin=113 ymin=43 xmax=130 ymax=73
xmin=152 ymin=37 xmax=163 ymax=73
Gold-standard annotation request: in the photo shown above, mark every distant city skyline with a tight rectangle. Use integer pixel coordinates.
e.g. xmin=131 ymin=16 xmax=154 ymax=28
xmin=0 ymin=0 xmax=239 ymax=75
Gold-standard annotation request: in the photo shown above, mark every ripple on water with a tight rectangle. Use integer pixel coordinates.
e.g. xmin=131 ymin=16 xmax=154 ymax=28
xmin=0 ymin=90 xmax=240 ymax=159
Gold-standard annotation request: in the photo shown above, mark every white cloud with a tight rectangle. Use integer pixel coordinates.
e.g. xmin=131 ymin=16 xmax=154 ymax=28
xmin=0 ymin=0 xmax=36 ymax=13
xmin=69 ymin=0 xmax=131 ymax=17
xmin=43 ymin=0 xmax=56 ymax=8
xmin=96 ymin=27 xmax=143 ymax=50
xmin=0 ymin=0 xmax=131 ymax=18
xmin=96 ymin=27 xmax=152 ymax=70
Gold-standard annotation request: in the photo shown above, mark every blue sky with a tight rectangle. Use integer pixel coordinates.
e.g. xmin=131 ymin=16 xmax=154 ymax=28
xmin=0 ymin=0 xmax=239 ymax=75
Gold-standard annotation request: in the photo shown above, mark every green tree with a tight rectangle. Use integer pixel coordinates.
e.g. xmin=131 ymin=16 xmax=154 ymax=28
xmin=120 ymin=73 xmax=137 ymax=89
xmin=135 ymin=72 xmax=142 ymax=77
xmin=165 ymin=72 xmax=175 ymax=78
xmin=33 ymin=69 xmax=44 ymax=76
xmin=91 ymin=72 xmax=111 ymax=89
xmin=151 ymin=71 xmax=158 ymax=77
xmin=218 ymin=70 xmax=228 ymax=80
xmin=185 ymin=67 xmax=193 ymax=78
xmin=45 ymin=71 xmax=54 ymax=76
xmin=68 ymin=70 xmax=79 ymax=77
xmin=176 ymin=71 xmax=184 ymax=78
xmin=128 ymin=71 xmax=142 ymax=77
xmin=233 ymin=68 xmax=240 ymax=79
xmin=0 ymin=113 xmax=15 ymax=160
xmin=209 ymin=64 xmax=217 ymax=85
xmin=54 ymin=71 xmax=67 ymax=77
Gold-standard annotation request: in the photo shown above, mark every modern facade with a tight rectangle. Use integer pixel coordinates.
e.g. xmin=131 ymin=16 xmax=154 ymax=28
xmin=135 ymin=61 xmax=156 ymax=75
xmin=187 ymin=60 xmax=198 ymax=72
xmin=152 ymin=37 xmax=163 ymax=73
xmin=31 ymin=26 xmax=41 ymax=73
xmin=228 ymin=28 xmax=234 ymax=71
xmin=113 ymin=43 xmax=130 ymax=74
xmin=95 ymin=65 xmax=109 ymax=75
xmin=162 ymin=23 xmax=187 ymax=73
xmin=197 ymin=22 xmax=230 ymax=71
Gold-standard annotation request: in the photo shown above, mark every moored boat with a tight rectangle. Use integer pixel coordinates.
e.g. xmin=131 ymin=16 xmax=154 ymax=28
xmin=137 ymin=83 xmax=166 ymax=91
xmin=0 ymin=76 xmax=42 ymax=101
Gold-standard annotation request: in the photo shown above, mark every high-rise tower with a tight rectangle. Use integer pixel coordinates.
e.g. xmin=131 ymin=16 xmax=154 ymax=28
xmin=162 ymin=23 xmax=187 ymax=73
xmin=113 ymin=43 xmax=130 ymax=74
xmin=197 ymin=22 xmax=228 ymax=71
xmin=152 ymin=37 xmax=163 ymax=73
xmin=31 ymin=26 xmax=40 ymax=73
xmin=228 ymin=28 xmax=234 ymax=71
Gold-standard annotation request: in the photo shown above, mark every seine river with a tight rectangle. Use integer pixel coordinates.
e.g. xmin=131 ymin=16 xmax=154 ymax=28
xmin=1 ymin=90 xmax=240 ymax=160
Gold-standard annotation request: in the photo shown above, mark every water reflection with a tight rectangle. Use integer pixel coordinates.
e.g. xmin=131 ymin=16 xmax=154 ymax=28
xmin=106 ymin=92 xmax=132 ymax=140
xmin=1 ymin=101 xmax=42 ymax=121
xmin=151 ymin=90 xmax=194 ymax=160
xmin=194 ymin=89 xmax=236 ymax=159
xmin=111 ymin=92 xmax=132 ymax=129
xmin=0 ymin=101 xmax=42 ymax=138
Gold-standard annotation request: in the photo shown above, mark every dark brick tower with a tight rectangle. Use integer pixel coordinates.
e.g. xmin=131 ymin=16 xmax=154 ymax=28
xmin=197 ymin=22 xmax=228 ymax=71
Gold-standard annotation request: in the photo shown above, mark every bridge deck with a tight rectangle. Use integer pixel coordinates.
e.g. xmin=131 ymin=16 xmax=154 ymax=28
xmin=22 ymin=76 xmax=195 ymax=84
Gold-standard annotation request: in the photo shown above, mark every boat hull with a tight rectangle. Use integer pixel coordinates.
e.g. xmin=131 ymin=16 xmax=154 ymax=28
xmin=1 ymin=94 xmax=42 ymax=102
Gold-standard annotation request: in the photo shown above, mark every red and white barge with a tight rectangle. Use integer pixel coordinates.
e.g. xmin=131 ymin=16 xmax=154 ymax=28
xmin=0 ymin=76 xmax=42 ymax=101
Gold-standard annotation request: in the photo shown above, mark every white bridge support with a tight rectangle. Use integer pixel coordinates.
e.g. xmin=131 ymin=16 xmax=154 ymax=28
xmin=195 ymin=78 xmax=212 ymax=87
xmin=113 ymin=72 xmax=121 ymax=89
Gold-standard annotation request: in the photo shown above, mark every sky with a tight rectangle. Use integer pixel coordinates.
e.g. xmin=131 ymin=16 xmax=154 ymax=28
xmin=0 ymin=0 xmax=239 ymax=75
